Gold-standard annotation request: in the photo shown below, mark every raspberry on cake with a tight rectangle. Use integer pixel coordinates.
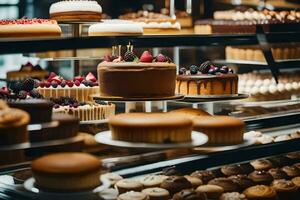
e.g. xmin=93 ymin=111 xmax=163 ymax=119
xmin=52 ymin=97 xmax=115 ymax=121
xmin=176 ymin=61 xmax=238 ymax=96
xmin=37 ymin=72 xmax=99 ymax=102
xmin=0 ymin=18 xmax=61 ymax=37
xmin=49 ymin=0 xmax=102 ymax=22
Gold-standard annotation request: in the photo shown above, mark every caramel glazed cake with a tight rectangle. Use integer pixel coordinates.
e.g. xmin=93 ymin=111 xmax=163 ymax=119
xmin=49 ymin=0 xmax=102 ymax=22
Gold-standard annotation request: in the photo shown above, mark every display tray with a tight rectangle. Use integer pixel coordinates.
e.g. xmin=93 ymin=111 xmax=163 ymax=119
xmin=93 ymin=94 xmax=184 ymax=102
xmin=94 ymin=131 xmax=208 ymax=149
xmin=177 ymin=93 xmax=248 ymax=102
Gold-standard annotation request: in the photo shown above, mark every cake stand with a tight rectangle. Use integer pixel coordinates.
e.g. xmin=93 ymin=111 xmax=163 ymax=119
xmin=177 ymin=93 xmax=249 ymax=103
xmin=94 ymin=130 xmax=208 ymax=150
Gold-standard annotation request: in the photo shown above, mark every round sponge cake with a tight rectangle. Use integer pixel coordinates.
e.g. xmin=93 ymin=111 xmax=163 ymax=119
xmin=32 ymin=153 xmax=102 ymax=191
xmin=109 ymin=113 xmax=193 ymax=143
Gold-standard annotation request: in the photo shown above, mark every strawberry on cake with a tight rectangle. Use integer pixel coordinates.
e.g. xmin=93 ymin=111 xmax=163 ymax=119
xmin=0 ymin=18 xmax=61 ymax=37
xmin=49 ymin=0 xmax=102 ymax=22
xmin=37 ymin=72 xmax=99 ymax=102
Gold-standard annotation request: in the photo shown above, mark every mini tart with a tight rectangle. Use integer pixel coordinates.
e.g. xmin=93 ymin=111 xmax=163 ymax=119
xmin=115 ymin=179 xmax=143 ymax=194
xmin=118 ymin=191 xmax=149 ymax=200
xmin=192 ymin=116 xmax=244 ymax=145
xmin=173 ymin=189 xmax=207 ymax=200
xmin=141 ymin=187 xmax=170 ymax=200
xmin=31 ymin=153 xmax=102 ymax=191
xmin=243 ymin=185 xmax=277 ymax=200
xmin=49 ymin=0 xmax=102 ymax=22
xmin=109 ymin=113 xmax=193 ymax=143
xmin=176 ymin=73 xmax=238 ymax=96
xmin=196 ymin=184 xmax=224 ymax=199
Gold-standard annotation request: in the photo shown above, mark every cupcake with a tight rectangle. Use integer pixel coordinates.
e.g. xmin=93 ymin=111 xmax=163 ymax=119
xmin=116 ymin=179 xmax=143 ymax=194
xmin=173 ymin=189 xmax=207 ymax=200
xmin=208 ymin=178 xmax=239 ymax=193
xmin=101 ymin=173 xmax=123 ymax=187
xmin=250 ymin=159 xmax=273 ymax=170
xmin=141 ymin=187 xmax=170 ymax=200
xmin=117 ymin=191 xmax=149 ymax=200
xmin=228 ymin=175 xmax=255 ymax=192
xmin=160 ymin=176 xmax=193 ymax=196
xmin=271 ymin=179 xmax=298 ymax=200
xmin=268 ymin=168 xmax=289 ymax=180
xmin=243 ymin=185 xmax=277 ymax=200
xmin=184 ymin=175 xmax=203 ymax=188
xmin=219 ymin=192 xmax=247 ymax=200
xmin=190 ymin=170 xmax=216 ymax=184
xmin=196 ymin=184 xmax=223 ymax=199
xmin=248 ymin=170 xmax=273 ymax=185
xmin=221 ymin=165 xmax=244 ymax=176
xmin=282 ymin=166 xmax=300 ymax=178
xmin=140 ymin=175 xmax=168 ymax=188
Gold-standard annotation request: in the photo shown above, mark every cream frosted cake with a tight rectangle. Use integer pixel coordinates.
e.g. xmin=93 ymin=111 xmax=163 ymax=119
xmin=49 ymin=0 xmax=102 ymax=22
xmin=37 ymin=72 xmax=99 ymax=102
xmin=88 ymin=20 xmax=143 ymax=36
xmin=52 ymin=97 xmax=115 ymax=121
xmin=0 ymin=19 xmax=61 ymax=37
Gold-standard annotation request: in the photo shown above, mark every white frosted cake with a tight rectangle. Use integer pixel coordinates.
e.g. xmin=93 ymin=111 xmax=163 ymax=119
xmin=49 ymin=0 xmax=102 ymax=22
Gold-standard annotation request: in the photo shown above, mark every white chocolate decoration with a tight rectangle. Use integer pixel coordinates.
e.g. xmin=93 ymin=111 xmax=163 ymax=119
xmin=88 ymin=20 xmax=143 ymax=35
xmin=50 ymin=0 xmax=102 ymax=14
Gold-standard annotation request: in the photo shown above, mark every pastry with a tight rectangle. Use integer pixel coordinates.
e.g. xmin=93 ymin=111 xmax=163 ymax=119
xmin=49 ymin=0 xmax=102 ymax=22
xmin=228 ymin=175 xmax=254 ymax=191
xmin=140 ymin=175 xmax=168 ymax=188
xmin=238 ymin=163 xmax=255 ymax=175
xmin=190 ymin=170 xmax=216 ymax=184
xmin=282 ymin=166 xmax=300 ymax=178
xmin=268 ymin=168 xmax=289 ymax=180
xmin=286 ymin=152 xmax=300 ymax=164
xmin=89 ymin=20 xmax=143 ymax=36
xmin=37 ymin=72 xmax=99 ymax=102
xmin=176 ymin=62 xmax=238 ymax=96
xmin=274 ymin=135 xmax=292 ymax=142
xmin=248 ymin=170 xmax=273 ymax=185
xmin=31 ymin=153 xmax=102 ymax=191
xmin=173 ymin=189 xmax=207 ymax=200
xmin=0 ymin=18 xmax=61 ymax=37
xmin=115 ymin=179 xmax=143 ymax=194
xmin=141 ymin=187 xmax=170 ymax=200
xmin=192 ymin=115 xmax=245 ymax=145
xmin=271 ymin=179 xmax=298 ymax=200
xmin=250 ymin=159 xmax=273 ymax=170
xmin=98 ymin=51 xmax=176 ymax=98
xmin=184 ymin=175 xmax=203 ymax=188
xmin=117 ymin=191 xmax=149 ymax=200
xmin=196 ymin=184 xmax=224 ymax=199
xmin=52 ymin=97 xmax=115 ymax=121
xmin=7 ymin=62 xmax=49 ymax=81
xmin=160 ymin=176 xmax=193 ymax=195
xmin=221 ymin=165 xmax=245 ymax=176
xmin=208 ymin=177 xmax=239 ymax=192
xmin=219 ymin=192 xmax=247 ymax=200
xmin=291 ymin=177 xmax=300 ymax=187
xmin=243 ymin=185 xmax=277 ymax=200
xmin=101 ymin=173 xmax=123 ymax=187
xmin=99 ymin=188 xmax=119 ymax=200
xmin=109 ymin=113 xmax=193 ymax=143
xmin=268 ymin=156 xmax=292 ymax=167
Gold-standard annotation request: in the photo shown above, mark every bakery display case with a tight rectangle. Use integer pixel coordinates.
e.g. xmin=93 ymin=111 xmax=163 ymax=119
xmin=0 ymin=0 xmax=300 ymax=199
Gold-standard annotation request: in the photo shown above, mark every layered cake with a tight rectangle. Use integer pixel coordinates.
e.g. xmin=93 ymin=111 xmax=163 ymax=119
xmin=49 ymin=0 xmax=102 ymax=22
xmin=88 ymin=20 xmax=143 ymax=36
xmin=7 ymin=62 xmax=49 ymax=81
xmin=119 ymin=10 xmax=181 ymax=35
xmin=98 ymin=51 xmax=176 ymax=98
xmin=52 ymin=97 xmax=115 ymax=121
xmin=193 ymin=115 xmax=245 ymax=145
xmin=176 ymin=61 xmax=238 ymax=96
xmin=195 ymin=9 xmax=300 ymax=35
xmin=31 ymin=153 xmax=102 ymax=191
xmin=37 ymin=72 xmax=99 ymax=102
xmin=109 ymin=113 xmax=193 ymax=143
xmin=0 ymin=18 xmax=61 ymax=37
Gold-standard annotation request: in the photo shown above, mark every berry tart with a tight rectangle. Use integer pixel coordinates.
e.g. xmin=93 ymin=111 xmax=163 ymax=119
xmin=0 ymin=18 xmax=61 ymax=37
xmin=52 ymin=97 xmax=115 ymax=121
xmin=98 ymin=49 xmax=176 ymax=98
xmin=49 ymin=0 xmax=102 ymax=22
xmin=176 ymin=61 xmax=238 ymax=96
xmin=7 ymin=62 xmax=49 ymax=81
xmin=37 ymin=72 xmax=99 ymax=102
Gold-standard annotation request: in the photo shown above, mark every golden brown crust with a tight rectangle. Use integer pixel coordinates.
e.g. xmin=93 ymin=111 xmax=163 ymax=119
xmin=170 ymin=108 xmax=211 ymax=117
xmin=50 ymin=11 xmax=101 ymax=22
xmin=243 ymin=185 xmax=277 ymax=199
xmin=0 ymin=108 xmax=30 ymax=128
xmin=193 ymin=116 xmax=244 ymax=128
